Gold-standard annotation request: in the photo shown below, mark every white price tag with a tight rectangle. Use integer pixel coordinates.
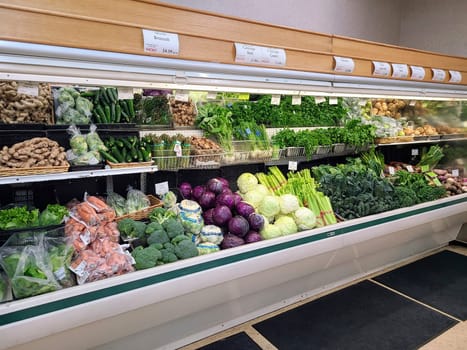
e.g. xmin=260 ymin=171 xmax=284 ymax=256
xmin=410 ymin=66 xmax=426 ymax=80
xmin=174 ymin=90 xmax=189 ymax=102
xmin=431 ymin=68 xmax=446 ymax=81
xmin=333 ymin=56 xmax=355 ymax=73
xmin=449 ymin=70 xmax=462 ymax=83
xmin=234 ymin=43 xmax=286 ymax=66
xmin=206 ymin=92 xmax=217 ymax=99
xmin=391 ymin=63 xmax=409 ymax=78
xmin=315 ymin=96 xmax=326 ymax=104
xmin=372 ymin=61 xmax=391 ymax=76
xmin=452 ymin=169 xmax=459 ymax=177
xmin=406 ymin=165 xmax=414 ymax=173
xmin=409 ymin=100 xmax=416 ymax=106
xmin=17 ymin=82 xmax=39 ymax=96
xmin=411 ymin=148 xmax=419 ymax=156
xmin=358 ymin=99 xmax=367 ymax=106
xmin=155 ymin=181 xmax=169 ymax=196
xmin=142 ymin=29 xmax=179 ymax=55
xmin=117 ymin=87 xmax=134 ymax=100
xmin=388 ymin=166 xmax=396 ymax=175
xmin=292 ymin=95 xmax=301 ymax=105
xmin=288 ymin=161 xmax=298 ymax=171
xmin=271 ymin=94 xmax=281 ymax=105
xmin=329 ymin=97 xmax=338 ymax=105
xmin=174 ymin=141 xmax=182 ymax=157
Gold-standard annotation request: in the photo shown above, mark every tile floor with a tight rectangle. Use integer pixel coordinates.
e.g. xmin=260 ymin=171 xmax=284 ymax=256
xmin=179 ymin=244 xmax=467 ymax=350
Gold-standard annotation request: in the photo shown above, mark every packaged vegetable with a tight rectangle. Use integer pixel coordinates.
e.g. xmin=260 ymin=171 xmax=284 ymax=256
xmin=0 ymin=272 xmax=12 ymax=302
xmin=85 ymin=124 xmax=107 ymax=153
xmin=67 ymin=125 xmax=88 ymax=156
xmin=106 ymin=192 xmax=128 ymax=217
xmin=126 ymin=187 xmax=150 ymax=213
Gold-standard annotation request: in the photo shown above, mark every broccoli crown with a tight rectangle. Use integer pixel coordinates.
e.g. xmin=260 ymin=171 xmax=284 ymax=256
xmin=146 ymin=225 xmax=169 ymax=246
xmin=163 ymin=242 xmax=175 ymax=253
xmin=160 ymin=249 xmax=178 ymax=264
xmin=173 ymin=239 xmax=199 ymax=260
xmin=149 ymin=243 xmax=163 ymax=250
xmin=118 ymin=219 xmax=146 ymax=239
xmin=163 ymin=218 xmax=185 ymax=239
xmin=145 ymin=221 xmax=164 ymax=235
xmin=131 ymin=245 xmax=162 ymax=270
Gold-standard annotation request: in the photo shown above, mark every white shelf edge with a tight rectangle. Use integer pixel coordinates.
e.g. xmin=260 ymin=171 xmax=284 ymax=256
xmin=0 ymin=166 xmax=159 ymax=185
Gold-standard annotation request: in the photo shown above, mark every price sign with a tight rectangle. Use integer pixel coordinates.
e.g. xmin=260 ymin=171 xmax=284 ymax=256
xmin=410 ymin=66 xmax=426 ymax=80
xmin=406 ymin=165 xmax=414 ymax=173
xmin=315 ymin=96 xmax=326 ymax=104
xmin=173 ymin=141 xmax=182 ymax=157
xmin=206 ymin=92 xmax=217 ymax=100
xmin=452 ymin=169 xmax=459 ymax=177
xmin=431 ymin=68 xmax=446 ymax=81
xmin=271 ymin=94 xmax=281 ymax=105
xmin=17 ymin=82 xmax=39 ymax=96
xmin=142 ymin=29 xmax=179 ymax=55
xmin=174 ymin=90 xmax=189 ymax=102
xmin=329 ymin=97 xmax=338 ymax=105
xmin=388 ymin=166 xmax=396 ymax=175
xmin=234 ymin=43 xmax=286 ymax=66
xmin=117 ymin=87 xmax=134 ymax=100
xmin=292 ymin=95 xmax=301 ymax=105
xmin=358 ymin=99 xmax=367 ymax=106
xmin=288 ymin=161 xmax=298 ymax=171
xmin=449 ymin=70 xmax=462 ymax=83
xmin=333 ymin=56 xmax=355 ymax=73
xmin=155 ymin=181 xmax=169 ymax=196
xmin=411 ymin=148 xmax=419 ymax=156
xmin=372 ymin=61 xmax=391 ymax=76
xmin=409 ymin=100 xmax=417 ymax=106
xmin=391 ymin=63 xmax=409 ymax=78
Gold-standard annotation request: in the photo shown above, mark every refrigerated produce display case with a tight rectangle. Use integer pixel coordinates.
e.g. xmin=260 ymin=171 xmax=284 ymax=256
xmin=0 ymin=2 xmax=466 ymax=349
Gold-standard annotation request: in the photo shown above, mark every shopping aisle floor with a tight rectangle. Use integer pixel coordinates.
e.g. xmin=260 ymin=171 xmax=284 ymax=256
xmin=179 ymin=244 xmax=467 ymax=350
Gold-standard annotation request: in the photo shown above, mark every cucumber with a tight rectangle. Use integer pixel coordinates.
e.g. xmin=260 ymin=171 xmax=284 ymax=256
xmin=100 ymin=150 xmax=118 ymax=164
xmin=110 ymin=147 xmax=125 ymax=163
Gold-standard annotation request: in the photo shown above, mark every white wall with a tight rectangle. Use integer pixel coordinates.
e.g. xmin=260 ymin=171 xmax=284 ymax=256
xmin=161 ymin=0 xmax=401 ymax=45
xmin=160 ymin=0 xmax=467 ymax=57
xmin=398 ymin=0 xmax=467 ymax=57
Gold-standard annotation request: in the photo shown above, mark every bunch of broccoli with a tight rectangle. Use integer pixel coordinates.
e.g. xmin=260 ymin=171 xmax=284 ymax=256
xmin=128 ymin=207 xmax=199 ymax=270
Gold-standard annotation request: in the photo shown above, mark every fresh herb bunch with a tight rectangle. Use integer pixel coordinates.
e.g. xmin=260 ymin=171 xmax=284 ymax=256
xmin=196 ymin=103 xmax=234 ymax=152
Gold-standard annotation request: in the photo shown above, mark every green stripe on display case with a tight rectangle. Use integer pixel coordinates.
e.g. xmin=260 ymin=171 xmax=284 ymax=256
xmin=1 ymin=196 xmax=466 ymax=326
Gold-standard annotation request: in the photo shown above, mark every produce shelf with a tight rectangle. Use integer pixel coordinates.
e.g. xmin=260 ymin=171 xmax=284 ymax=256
xmin=0 ymin=165 xmax=158 ymax=185
xmin=376 ymin=136 xmax=467 ymax=147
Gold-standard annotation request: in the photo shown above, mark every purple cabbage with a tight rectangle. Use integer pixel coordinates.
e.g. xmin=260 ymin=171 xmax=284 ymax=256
xmin=198 ymin=191 xmax=216 ymax=210
xmin=207 ymin=178 xmax=225 ymax=195
xmin=228 ymin=215 xmax=250 ymax=237
xmin=216 ymin=193 xmax=236 ymax=210
xmin=202 ymin=208 xmax=215 ymax=225
xmin=248 ymin=213 xmax=265 ymax=231
xmin=212 ymin=205 xmax=233 ymax=227
xmin=179 ymin=182 xmax=192 ymax=199
xmin=235 ymin=201 xmax=255 ymax=218
xmin=244 ymin=230 xmax=262 ymax=244
xmin=221 ymin=233 xmax=245 ymax=249
xmin=192 ymin=185 xmax=206 ymax=201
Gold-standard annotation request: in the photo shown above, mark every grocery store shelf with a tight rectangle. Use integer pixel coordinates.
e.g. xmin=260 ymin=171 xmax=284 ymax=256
xmin=0 ymin=165 xmax=158 ymax=185
xmin=376 ymin=137 xmax=467 ymax=146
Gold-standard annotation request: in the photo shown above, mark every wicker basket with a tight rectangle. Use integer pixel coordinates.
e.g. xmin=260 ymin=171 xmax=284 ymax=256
xmin=0 ymin=165 xmax=69 ymax=177
xmin=115 ymin=195 xmax=163 ymax=221
xmin=106 ymin=161 xmax=154 ymax=169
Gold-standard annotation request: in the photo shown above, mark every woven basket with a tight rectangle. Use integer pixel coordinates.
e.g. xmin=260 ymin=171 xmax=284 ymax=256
xmin=107 ymin=161 xmax=154 ymax=169
xmin=0 ymin=165 xmax=69 ymax=177
xmin=115 ymin=195 xmax=163 ymax=222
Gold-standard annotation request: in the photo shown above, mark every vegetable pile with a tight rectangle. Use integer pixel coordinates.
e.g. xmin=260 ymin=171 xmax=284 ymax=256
xmin=66 ymin=124 xmax=107 ymax=165
xmin=54 ymin=87 xmax=93 ymax=124
xmin=80 ymin=87 xmax=135 ymax=124
xmin=0 ymin=137 xmax=68 ymax=169
xmin=106 ymin=187 xmax=151 ymax=217
xmin=133 ymin=91 xmax=171 ymax=125
xmin=0 ymin=81 xmax=53 ymax=124
xmin=101 ymin=135 xmax=152 ymax=164
xmin=170 ymin=97 xmax=197 ymax=126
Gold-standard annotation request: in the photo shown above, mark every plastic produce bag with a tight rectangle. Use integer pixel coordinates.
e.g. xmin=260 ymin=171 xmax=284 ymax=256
xmin=106 ymin=192 xmax=127 ymax=217
xmin=0 ymin=232 xmax=61 ymax=299
xmin=44 ymin=234 xmax=75 ymax=288
xmin=86 ymin=124 xmax=107 ymax=153
xmin=54 ymin=87 xmax=92 ymax=124
xmin=67 ymin=125 xmax=88 ymax=156
xmin=126 ymin=187 xmax=150 ymax=213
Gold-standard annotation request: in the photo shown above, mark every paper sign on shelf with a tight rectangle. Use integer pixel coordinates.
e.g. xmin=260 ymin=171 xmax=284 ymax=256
xmin=333 ymin=56 xmax=355 ymax=73
xmin=117 ymin=87 xmax=134 ymax=100
xmin=174 ymin=90 xmax=189 ymax=102
xmin=452 ymin=169 xmax=459 ymax=177
xmin=410 ymin=66 xmax=426 ymax=80
xmin=315 ymin=96 xmax=326 ymax=104
xmin=391 ymin=63 xmax=409 ymax=78
xmin=388 ymin=166 xmax=396 ymax=175
xmin=288 ymin=161 xmax=298 ymax=171
xmin=431 ymin=68 xmax=446 ymax=81
xmin=292 ymin=95 xmax=301 ymax=105
xmin=271 ymin=94 xmax=281 ymax=105
xmin=329 ymin=97 xmax=338 ymax=105
xmin=449 ymin=70 xmax=462 ymax=83
xmin=406 ymin=165 xmax=414 ymax=173
xmin=142 ymin=29 xmax=179 ymax=55
xmin=234 ymin=43 xmax=286 ymax=67
xmin=155 ymin=181 xmax=169 ymax=196
xmin=411 ymin=148 xmax=419 ymax=156
xmin=372 ymin=61 xmax=391 ymax=76
xmin=17 ymin=82 xmax=39 ymax=96
xmin=358 ymin=99 xmax=367 ymax=106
